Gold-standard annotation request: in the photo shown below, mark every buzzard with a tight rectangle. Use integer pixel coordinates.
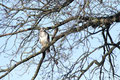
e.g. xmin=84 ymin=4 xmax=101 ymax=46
xmin=39 ymin=28 xmax=50 ymax=53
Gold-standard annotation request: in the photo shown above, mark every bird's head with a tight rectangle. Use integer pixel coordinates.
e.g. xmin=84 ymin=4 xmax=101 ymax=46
xmin=40 ymin=27 xmax=45 ymax=32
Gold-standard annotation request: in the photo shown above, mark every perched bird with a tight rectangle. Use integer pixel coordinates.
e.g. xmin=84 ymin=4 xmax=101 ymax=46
xmin=39 ymin=28 xmax=50 ymax=53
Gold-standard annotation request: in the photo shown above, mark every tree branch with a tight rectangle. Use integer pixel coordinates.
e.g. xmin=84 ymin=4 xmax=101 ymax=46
xmin=77 ymin=41 xmax=120 ymax=80
xmin=0 ymin=14 xmax=120 ymax=79
xmin=31 ymin=52 xmax=46 ymax=80
xmin=0 ymin=20 xmax=91 ymax=79
xmin=0 ymin=11 xmax=120 ymax=38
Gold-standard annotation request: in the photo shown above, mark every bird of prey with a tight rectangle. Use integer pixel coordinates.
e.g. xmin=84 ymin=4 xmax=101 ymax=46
xmin=39 ymin=28 xmax=50 ymax=53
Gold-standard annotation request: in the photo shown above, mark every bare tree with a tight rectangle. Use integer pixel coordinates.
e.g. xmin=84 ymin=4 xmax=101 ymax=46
xmin=0 ymin=0 xmax=120 ymax=80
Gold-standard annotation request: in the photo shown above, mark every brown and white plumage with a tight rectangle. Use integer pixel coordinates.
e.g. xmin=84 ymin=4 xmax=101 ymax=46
xmin=39 ymin=28 xmax=50 ymax=52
